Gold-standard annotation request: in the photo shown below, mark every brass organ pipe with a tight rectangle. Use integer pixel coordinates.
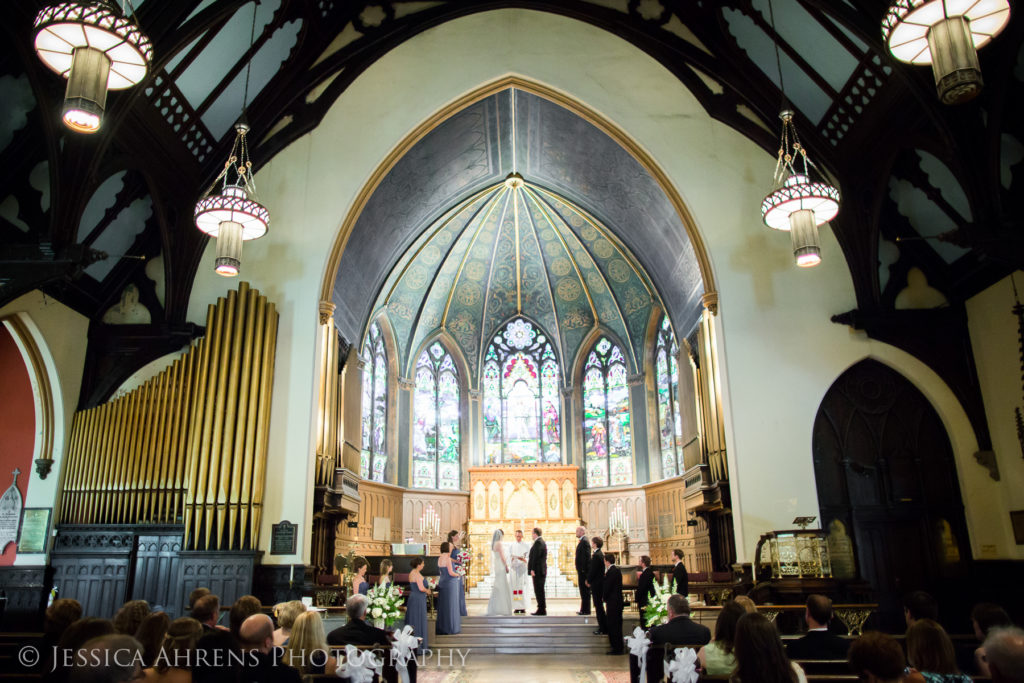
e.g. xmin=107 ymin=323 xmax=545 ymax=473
xmin=175 ymin=346 xmax=197 ymax=522
xmin=83 ymin=406 xmax=100 ymax=523
xmin=195 ymin=301 xmax=223 ymax=549
xmin=166 ymin=357 xmax=186 ymax=522
xmin=219 ymin=285 xmax=246 ymax=549
xmin=185 ymin=303 xmax=217 ymax=549
xmin=238 ymin=294 xmax=266 ymax=549
xmin=229 ymin=286 xmax=258 ymax=549
xmin=91 ymin=402 xmax=112 ymax=523
xmin=157 ymin=360 xmax=180 ymax=523
xmin=62 ymin=412 xmax=83 ymax=523
xmin=123 ymin=383 xmax=148 ymax=523
xmin=206 ymin=290 xmax=237 ymax=550
xmin=144 ymin=369 xmax=168 ymax=522
xmin=250 ymin=300 xmax=278 ymax=548
xmin=110 ymin=392 xmax=129 ymax=523
xmin=135 ymin=378 xmax=157 ymax=522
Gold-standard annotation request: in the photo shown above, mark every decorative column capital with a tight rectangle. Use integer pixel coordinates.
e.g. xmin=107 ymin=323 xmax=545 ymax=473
xmin=560 ymin=385 xmax=574 ymax=398
xmin=627 ymin=372 xmax=645 ymax=387
xmin=468 ymin=388 xmax=482 ymax=400
xmin=397 ymin=376 xmax=415 ymax=390
xmin=702 ymin=291 xmax=719 ymax=316
xmin=356 ymin=358 xmax=367 ymax=371
xmin=318 ymin=300 xmax=336 ymax=325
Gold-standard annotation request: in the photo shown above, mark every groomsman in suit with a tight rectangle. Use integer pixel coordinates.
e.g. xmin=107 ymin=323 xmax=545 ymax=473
xmin=528 ymin=527 xmax=548 ymax=615
xmin=575 ymin=526 xmax=591 ymax=615
xmin=671 ymin=548 xmax=689 ymax=596
xmin=635 ymin=555 xmax=656 ymax=626
xmin=603 ymin=552 xmax=625 ymax=655
xmin=587 ymin=537 xmax=607 ymax=635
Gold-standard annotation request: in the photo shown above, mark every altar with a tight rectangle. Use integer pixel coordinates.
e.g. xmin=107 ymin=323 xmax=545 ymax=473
xmin=466 ymin=464 xmax=581 ymax=598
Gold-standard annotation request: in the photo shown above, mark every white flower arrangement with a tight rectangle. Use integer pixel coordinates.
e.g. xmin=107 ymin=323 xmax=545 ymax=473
xmin=643 ymin=576 xmax=677 ymax=628
xmin=366 ymin=583 xmax=405 ymax=627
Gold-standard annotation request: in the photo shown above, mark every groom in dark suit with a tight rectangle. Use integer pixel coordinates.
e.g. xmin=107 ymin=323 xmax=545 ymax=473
xmin=575 ymin=526 xmax=591 ymax=615
xmin=635 ymin=555 xmax=656 ymax=625
xmin=528 ymin=527 xmax=547 ymax=615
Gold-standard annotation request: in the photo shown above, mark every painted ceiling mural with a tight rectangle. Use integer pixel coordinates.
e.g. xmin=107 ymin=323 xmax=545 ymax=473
xmin=334 ymin=89 xmax=703 ymax=355
xmin=368 ymin=178 xmax=663 ymax=386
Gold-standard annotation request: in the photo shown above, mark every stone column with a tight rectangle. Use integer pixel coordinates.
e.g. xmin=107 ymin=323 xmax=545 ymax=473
xmin=396 ymin=376 xmax=415 ymax=488
xmin=628 ymin=372 xmax=649 ymax=485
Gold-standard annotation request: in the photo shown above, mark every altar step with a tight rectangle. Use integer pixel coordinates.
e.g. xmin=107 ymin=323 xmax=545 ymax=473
xmin=430 ymin=614 xmax=641 ymax=654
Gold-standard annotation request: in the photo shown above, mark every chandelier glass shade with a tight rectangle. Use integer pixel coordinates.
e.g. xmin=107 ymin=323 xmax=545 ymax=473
xmin=882 ymin=0 xmax=1011 ymax=104
xmin=33 ymin=1 xmax=153 ymax=133
xmin=194 ymin=124 xmax=269 ymax=277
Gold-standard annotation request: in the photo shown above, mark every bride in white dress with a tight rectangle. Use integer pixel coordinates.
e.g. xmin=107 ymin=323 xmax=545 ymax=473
xmin=486 ymin=529 xmax=513 ymax=616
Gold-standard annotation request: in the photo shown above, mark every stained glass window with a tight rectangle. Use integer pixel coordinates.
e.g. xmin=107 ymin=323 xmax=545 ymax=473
xmin=413 ymin=342 xmax=461 ymax=490
xmin=360 ymin=321 xmax=388 ymax=482
xmin=656 ymin=316 xmax=684 ymax=479
xmin=582 ymin=337 xmax=632 ymax=487
xmin=483 ymin=317 xmax=561 ymax=464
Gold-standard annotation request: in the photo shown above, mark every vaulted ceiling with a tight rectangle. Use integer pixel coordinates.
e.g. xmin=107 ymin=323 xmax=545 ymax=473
xmin=1 ymin=0 xmax=1022 ymax=416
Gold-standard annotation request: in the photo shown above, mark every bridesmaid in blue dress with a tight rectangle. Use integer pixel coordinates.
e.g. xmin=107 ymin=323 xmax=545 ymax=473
xmin=352 ymin=557 xmax=369 ymax=596
xmin=435 ymin=542 xmax=461 ymax=635
xmin=405 ymin=557 xmax=430 ymax=652
xmin=448 ymin=530 xmax=467 ymax=617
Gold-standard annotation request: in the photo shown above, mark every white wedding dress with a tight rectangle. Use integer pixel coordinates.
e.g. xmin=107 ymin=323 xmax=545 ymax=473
xmin=486 ymin=541 xmax=513 ymax=616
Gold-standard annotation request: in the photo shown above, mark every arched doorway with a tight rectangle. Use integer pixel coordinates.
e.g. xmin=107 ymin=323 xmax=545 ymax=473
xmin=812 ymin=359 xmax=970 ymax=629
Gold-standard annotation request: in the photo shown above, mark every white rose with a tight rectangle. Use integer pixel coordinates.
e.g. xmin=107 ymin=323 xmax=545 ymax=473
xmin=661 ymin=594 xmax=670 ymax=604
xmin=372 ymin=607 xmax=382 ymax=618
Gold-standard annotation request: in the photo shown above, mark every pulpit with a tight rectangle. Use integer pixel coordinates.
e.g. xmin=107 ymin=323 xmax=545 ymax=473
xmin=466 ymin=464 xmax=581 ymax=597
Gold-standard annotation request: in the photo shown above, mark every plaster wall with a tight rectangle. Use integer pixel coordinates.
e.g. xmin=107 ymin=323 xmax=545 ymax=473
xmin=185 ymin=9 xmax=1013 ymax=562
xmin=0 ymin=290 xmax=89 ymax=564
xmin=966 ymin=273 xmax=1024 ymax=558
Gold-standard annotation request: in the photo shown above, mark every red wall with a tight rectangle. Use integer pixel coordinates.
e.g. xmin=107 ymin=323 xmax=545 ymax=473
xmin=0 ymin=325 xmax=35 ymax=564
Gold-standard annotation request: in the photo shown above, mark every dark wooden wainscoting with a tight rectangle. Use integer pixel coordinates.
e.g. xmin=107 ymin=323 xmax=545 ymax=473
xmin=0 ymin=566 xmax=51 ymax=629
xmin=812 ymin=360 xmax=971 ymax=630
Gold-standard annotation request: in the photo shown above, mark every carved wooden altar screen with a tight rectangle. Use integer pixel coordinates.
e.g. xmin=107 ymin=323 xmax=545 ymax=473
xmin=467 ymin=465 xmax=580 ymax=587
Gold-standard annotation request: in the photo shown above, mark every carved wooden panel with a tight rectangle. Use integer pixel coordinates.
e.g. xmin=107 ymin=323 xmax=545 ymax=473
xmin=131 ymin=532 xmax=184 ymax=617
xmin=813 ymin=360 xmax=970 ymax=627
xmin=51 ymin=557 xmax=131 ymax=618
xmin=177 ymin=551 xmax=259 ymax=613
xmin=578 ymin=486 xmax=649 ymax=564
xmin=0 ymin=566 xmax=49 ymax=629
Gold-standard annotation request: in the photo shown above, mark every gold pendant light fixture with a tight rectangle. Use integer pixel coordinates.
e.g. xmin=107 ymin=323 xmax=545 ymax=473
xmin=761 ymin=111 xmax=840 ymax=268
xmin=193 ymin=3 xmax=269 ymax=277
xmin=883 ymin=0 xmax=1011 ymax=104
xmin=760 ymin=0 xmax=840 ymax=268
xmin=33 ymin=1 xmax=152 ymax=133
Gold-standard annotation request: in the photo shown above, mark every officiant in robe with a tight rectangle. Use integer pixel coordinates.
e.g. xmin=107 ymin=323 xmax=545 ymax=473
xmin=509 ymin=529 xmax=531 ymax=614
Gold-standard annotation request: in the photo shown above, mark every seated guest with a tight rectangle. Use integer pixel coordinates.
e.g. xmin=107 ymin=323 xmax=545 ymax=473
xmin=69 ymin=634 xmax=144 ymax=683
xmin=327 ymin=594 xmax=391 ymax=647
xmin=641 ymin=595 xmax=711 ymax=683
xmin=904 ymin=590 xmax=939 ymax=628
xmin=984 ymin=627 xmax=1024 ymax=683
xmin=786 ymin=594 xmax=850 ymax=660
xmin=238 ymin=614 xmax=301 ymax=683
xmin=635 ymin=555 xmax=655 ymax=622
xmin=134 ymin=611 xmax=170 ymax=667
xmin=188 ymin=588 xmax=211 ymax=612
xmin=44 ymin=598 xmax=83 ymax=646
xmin=971 ymin=602 xmax=1013 ymax=676
xmin=733 ymin=612 xmax=806 ymax=683
xmin=190 ymin=595 xmax=222 ymax=632
xmin=734 ymin=595 xmax=758 ymax=614
xmin=698 ymin=600 xmax=746 ymax=674
xmin=229 ymin=595 xmax=262 ymax=641
xmin=848 ymin=631 xmax=906 ymax=683
xmin=284 ymin=611 xmax=338 ymax=675
xmin=115 ymin=599 xmax=151 ymax=635
xmin=47 ymin=619 xmax=117 ymax=683
xmin=144 ymin=617 xmax=202 ymax=683
xmin=904 ymin=619 xmax=971 ymax=683
xmin=272 ymin=600 xmax=305 ymax=646
xmin=191 ymin=630 xmax=242 ymax=683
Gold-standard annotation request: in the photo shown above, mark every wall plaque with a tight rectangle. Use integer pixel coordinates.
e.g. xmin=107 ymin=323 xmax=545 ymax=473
xmin=0 ymin=469 xmax=24 ymax=553
xmin=270 ymin=520 xmax=297 ymax=555
xmin=17 ymin=508 xmax=51 ymax=553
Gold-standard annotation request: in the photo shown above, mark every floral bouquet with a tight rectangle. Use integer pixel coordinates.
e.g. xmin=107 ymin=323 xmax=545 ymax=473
xmin=425 ymin=576 xmax=439 ymax=591
xmin=366 ymin=583 xmax=404 ymax=628
xmin=643 ymin=577 xmax=677 ymax=628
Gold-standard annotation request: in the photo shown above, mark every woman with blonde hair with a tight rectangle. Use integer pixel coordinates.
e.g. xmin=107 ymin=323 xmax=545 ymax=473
xmin=734 ymin=595 xmax=758 ymax=614
xmin=284 ymin=611 xmax=338 ymax=675
xmin=144 ymin=617 xmax=202 ymax=683
xmin=904 ymin=619 xmax=971 ymax=683
xmin=272 ymin=600 xmax=306 ymax=647
xmin=377 ymin=559 xmax=393 ymax=589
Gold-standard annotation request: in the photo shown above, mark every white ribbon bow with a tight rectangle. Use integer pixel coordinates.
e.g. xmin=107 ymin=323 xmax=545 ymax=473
xmin=338 ymin=644 xmax=383 ymax=683
xmin=666 ymin=647 xmax=700 ymax=683
xmin=390 ymin=624 xmax=418 ymax=683
xmin=625 ymin=626 xmax=651 ymax=683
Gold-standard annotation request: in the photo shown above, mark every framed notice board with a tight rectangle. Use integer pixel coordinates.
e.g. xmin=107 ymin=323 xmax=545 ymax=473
xmin=18 ymin=508 xmax=51 ymax=553
xmin=270 ymin=520 xmax=297 ymax=555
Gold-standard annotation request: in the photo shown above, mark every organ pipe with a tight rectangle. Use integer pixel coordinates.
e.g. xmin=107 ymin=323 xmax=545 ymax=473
xmin=58 ymin=283 xmax=279 ymax=551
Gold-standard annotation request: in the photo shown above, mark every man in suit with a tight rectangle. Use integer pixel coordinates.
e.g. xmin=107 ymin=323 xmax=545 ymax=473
xmin=327 ymin=594 xmax=392 ymax=647
xmin=635 ymin=595 xmax=710 ymax=683
xmin=575 ymin=526 xmax=591 ymax=615
xmin=635 ymin=555 xmax=656 ymax=625
xmin=671 ymin=548 xmax=689 ymax=597
xmin=786 ymin=594 xmax=851 ymax=660
xmin=587 ymin=536 xmax=607 ymax=635
xmin=528 ymin=527 xmax=548 ymax=615
xmin=239 ymin=614 xmax=302 ymax=683
xmin=603 ymin=552 xmax=624 ymax=655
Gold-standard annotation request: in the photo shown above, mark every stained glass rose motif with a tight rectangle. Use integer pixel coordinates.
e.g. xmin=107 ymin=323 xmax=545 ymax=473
xmin=504 ymin=318 xmax=535 ymax=349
